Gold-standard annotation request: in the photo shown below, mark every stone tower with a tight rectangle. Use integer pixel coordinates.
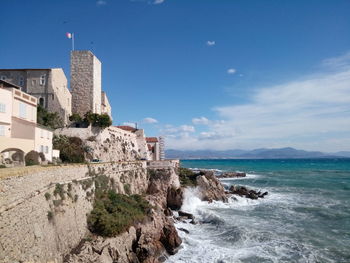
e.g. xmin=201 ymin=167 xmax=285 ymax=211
xmin=70 ymin=50 xmax=101 ymax=116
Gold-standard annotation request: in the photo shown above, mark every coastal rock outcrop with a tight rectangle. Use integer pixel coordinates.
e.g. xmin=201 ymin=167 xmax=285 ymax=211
xmin=217 ymin=172 xmax=246 ymax=178
xmin=196 ymin=171 xmax=228 ymax=203
xmin=228 ymin=185 xmax=268 ymax=200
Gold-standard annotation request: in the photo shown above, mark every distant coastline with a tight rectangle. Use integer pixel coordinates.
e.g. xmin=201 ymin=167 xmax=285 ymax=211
xmin=166 ymin=147 xmax=350 ymax=160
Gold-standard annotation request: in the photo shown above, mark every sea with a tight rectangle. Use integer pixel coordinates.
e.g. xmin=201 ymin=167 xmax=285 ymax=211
xmin=166 ymin=159 xmax=350 ymax=263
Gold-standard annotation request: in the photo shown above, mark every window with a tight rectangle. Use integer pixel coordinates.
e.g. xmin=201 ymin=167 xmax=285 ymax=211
xmin=19 ymin=102 xmax=26 ymax=119
xmin=18 ymin=77 xmax=24 ymax=86
xmin=32 ymin=79 xmax=36 ymax=86
xmin=40 ymin=145 xmax=44 ymax=153
xmin=39 ymin=98 xmax=44 ymax=107
xmin=0 ymin=103 xmax=6 ymax=113
xmin=39 ymin=75 xmax=46 ymax=86
xmin=52 ymin=94 xmax=54 ymax=100
xmin=0 ymin=126 xmax=5 ymax=136
xmin=0 ymin=76 xmax=6 ymax=80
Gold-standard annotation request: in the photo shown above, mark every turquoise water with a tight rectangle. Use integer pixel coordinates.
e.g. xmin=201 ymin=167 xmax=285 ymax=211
xmin=168 ymin=159 xmax=350 ymax=263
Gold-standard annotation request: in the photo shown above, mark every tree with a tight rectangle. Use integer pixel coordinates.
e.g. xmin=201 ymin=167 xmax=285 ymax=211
xmin=37 ymin=105 xmax=63 ymax=129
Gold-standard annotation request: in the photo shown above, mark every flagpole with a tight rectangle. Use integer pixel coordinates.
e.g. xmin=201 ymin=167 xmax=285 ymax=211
xmin=72 ymin=33 xmax=75 ymax=51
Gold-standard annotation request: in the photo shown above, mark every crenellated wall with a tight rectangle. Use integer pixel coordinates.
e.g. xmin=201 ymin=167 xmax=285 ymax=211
xmin=0 ymin=162 xmax=150 ymax=263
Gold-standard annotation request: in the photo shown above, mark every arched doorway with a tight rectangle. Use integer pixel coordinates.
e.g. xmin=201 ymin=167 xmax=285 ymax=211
xmin=0 ymin=148 xmax=25 ymax=167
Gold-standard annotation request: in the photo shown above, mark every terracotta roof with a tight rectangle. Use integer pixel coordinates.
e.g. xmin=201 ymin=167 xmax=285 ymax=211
xmin=146 ymin=137 xmax=158 ymax=143
xmin=115 ymin=126 xmax=137 ymax=132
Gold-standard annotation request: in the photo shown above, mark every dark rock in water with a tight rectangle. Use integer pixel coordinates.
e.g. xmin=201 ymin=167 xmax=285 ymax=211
xmin=190 ymin=219 xmax=198 ymax=225
xmin=178 ymin=210 xmax=195 ymax=220
xmin=178 ymin=228 xmax=190 ymax=234
xmin=167 ymin=187 xmax=184 ymax=210
xmin=217 ymin=172 xmax=246 ymax=178
xmin=229 ymin=185 xmax=268 ymax=200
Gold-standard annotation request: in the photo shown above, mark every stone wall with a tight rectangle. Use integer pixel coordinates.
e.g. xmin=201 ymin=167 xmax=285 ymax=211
xmin=55 ymin=126 xmax=150 ymax=161
xmin=0 ymin=161 xmax=149 ymax=263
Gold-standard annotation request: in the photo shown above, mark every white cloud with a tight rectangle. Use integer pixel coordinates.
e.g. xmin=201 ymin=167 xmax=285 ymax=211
xmin=162 ymin=124 xmax=195 ymax=134
xmin=227 ymin=68 xmax=236 ymax=74
xmin=207 ymin=41 xmax=215 ymax=46
xmin=153 ymin=0 xmax=165 ymax=4
xmin=165 ymin=52 xmax=350 ymax=152
xmin=143 ymin=117 xmax=158 ymax=124
xmin=192 ymin=117 xmax=210 ymax=125
xmin=96 ymin=0 xmax=107 ymax=6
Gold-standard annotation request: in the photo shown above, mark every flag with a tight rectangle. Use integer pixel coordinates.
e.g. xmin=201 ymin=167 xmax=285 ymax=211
xmin=66 ymin=32 xmax=72 ymax=39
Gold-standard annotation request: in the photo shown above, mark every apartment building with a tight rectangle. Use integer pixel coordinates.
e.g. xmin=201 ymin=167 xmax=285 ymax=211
xmin=0 ymin=80 xmax=53 ymax=166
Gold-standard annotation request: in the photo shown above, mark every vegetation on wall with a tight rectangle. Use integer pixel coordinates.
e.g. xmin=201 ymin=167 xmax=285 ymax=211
xmin=37 ymin=104 xmax=63 ymax=129
xmin=87 ymin=174 xmax=151 ymax=237
xmin=69 ymin=111 xmax=112 ymax=129
xmin=25 ymin=150 xmax=40 ymax=166
xmin=178 ymin=167 xmax=199 ymax=187
xmin=53 ymin=135 xmax=85 ymax=163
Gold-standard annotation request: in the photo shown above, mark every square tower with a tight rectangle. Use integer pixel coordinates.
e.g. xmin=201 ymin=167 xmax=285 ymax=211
xmin=71 ymin=50 xmax=102 ymax=116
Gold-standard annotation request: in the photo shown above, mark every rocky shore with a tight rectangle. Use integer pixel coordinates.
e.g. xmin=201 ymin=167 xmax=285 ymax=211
xmin=62 ymin=167 xmax=267 ymax=263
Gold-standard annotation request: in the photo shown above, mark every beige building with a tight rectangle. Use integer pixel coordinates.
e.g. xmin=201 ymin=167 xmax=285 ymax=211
xmin=0 ymin=68 xmax=72 ymax=125
xmin=146 ymin=137 xmax=160 ymax=161
xmin=0 ymin=80 xmax=54 ymax=166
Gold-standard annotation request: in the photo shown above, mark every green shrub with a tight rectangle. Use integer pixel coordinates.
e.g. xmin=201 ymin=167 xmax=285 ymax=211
xmin=37 ymin=104 xmax=63 ymax=129
xmin=47 ymin=211 xmax=54 ymax=221
xmin=45 ymin=192 xmax=51 ymax=200
xmin=53 ymin=183 xmax=65 ymax=200
xmin=87 ymin=191 xmax=150 ymax=237
xmin=25 ymin=150 xmax=40 ymax=166
xmin=53 ymin=135 xmax=85 ymax=163
xmin=0 ymin=165 xmax=6 ymax=169
xmin=179 ymin=167 xmax=198 ymax=187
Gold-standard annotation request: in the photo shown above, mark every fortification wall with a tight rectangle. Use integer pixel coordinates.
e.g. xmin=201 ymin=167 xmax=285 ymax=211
xmin=0 ymin=162 xmax=149 ymax=263
xmin=55 ymin=126 xmax=149 ymax=161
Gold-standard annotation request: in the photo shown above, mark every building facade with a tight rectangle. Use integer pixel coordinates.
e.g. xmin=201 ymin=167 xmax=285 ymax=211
xmin=0 ymin=80 xmax=54 ymax=165
xmin=71 ymin=50 xmax=102 ymax=116
xmin=0 ymin=68 xmax=72 ymax=125
xmin=146 ymin=137 xmax=160 ymax=161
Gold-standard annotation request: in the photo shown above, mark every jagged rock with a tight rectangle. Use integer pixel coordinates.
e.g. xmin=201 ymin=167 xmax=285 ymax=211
xmin=229 ymin=185 xmax=268 ymax=200
xmin=178 ymin=228 xmax=189 ymax=234
xmin=217 ymin=172 xmax=246 ymax=178
xmin=160 ymin=223 xmax=182 ymax=255
xmin=164 ymin=208 xmax=173 ymax=216
xmin=178 ymin=211 xmax=195 ymax=220
xmin=196 ymin=172 xmax=228 ymax=203
xmin=166 ymin=187 xmax=183 ymax=210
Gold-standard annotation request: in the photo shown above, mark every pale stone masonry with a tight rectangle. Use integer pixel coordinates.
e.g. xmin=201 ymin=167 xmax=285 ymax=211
xmin=101 ymin=91 xmax=112 ymax=118
xmin=71 ymin=50 xmax=102 ymax=116
xmin=0 ymin=68 xmax=72 ymax=124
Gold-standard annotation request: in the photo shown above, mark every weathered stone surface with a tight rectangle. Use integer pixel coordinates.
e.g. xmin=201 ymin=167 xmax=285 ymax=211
xmin=166 ymin=187 xmax=183 ymax=210
xmin=196 ymin=172 xmax=228 ymax=203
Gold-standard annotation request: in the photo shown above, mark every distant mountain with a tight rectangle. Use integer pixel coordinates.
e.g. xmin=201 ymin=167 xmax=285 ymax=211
xmin=165 ymin=147 xmax=350 ymax=159
xmin=334 ymin=151 xmax=350 ymax=158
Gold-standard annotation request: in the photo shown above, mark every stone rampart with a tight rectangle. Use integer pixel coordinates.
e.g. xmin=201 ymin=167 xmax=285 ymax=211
xmin=0 ymin=161 xmax=149 ymax=263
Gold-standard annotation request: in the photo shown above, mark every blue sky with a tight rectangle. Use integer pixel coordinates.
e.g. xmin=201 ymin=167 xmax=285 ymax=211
xmin=1 ymin=0 xmax=350 ymax=152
